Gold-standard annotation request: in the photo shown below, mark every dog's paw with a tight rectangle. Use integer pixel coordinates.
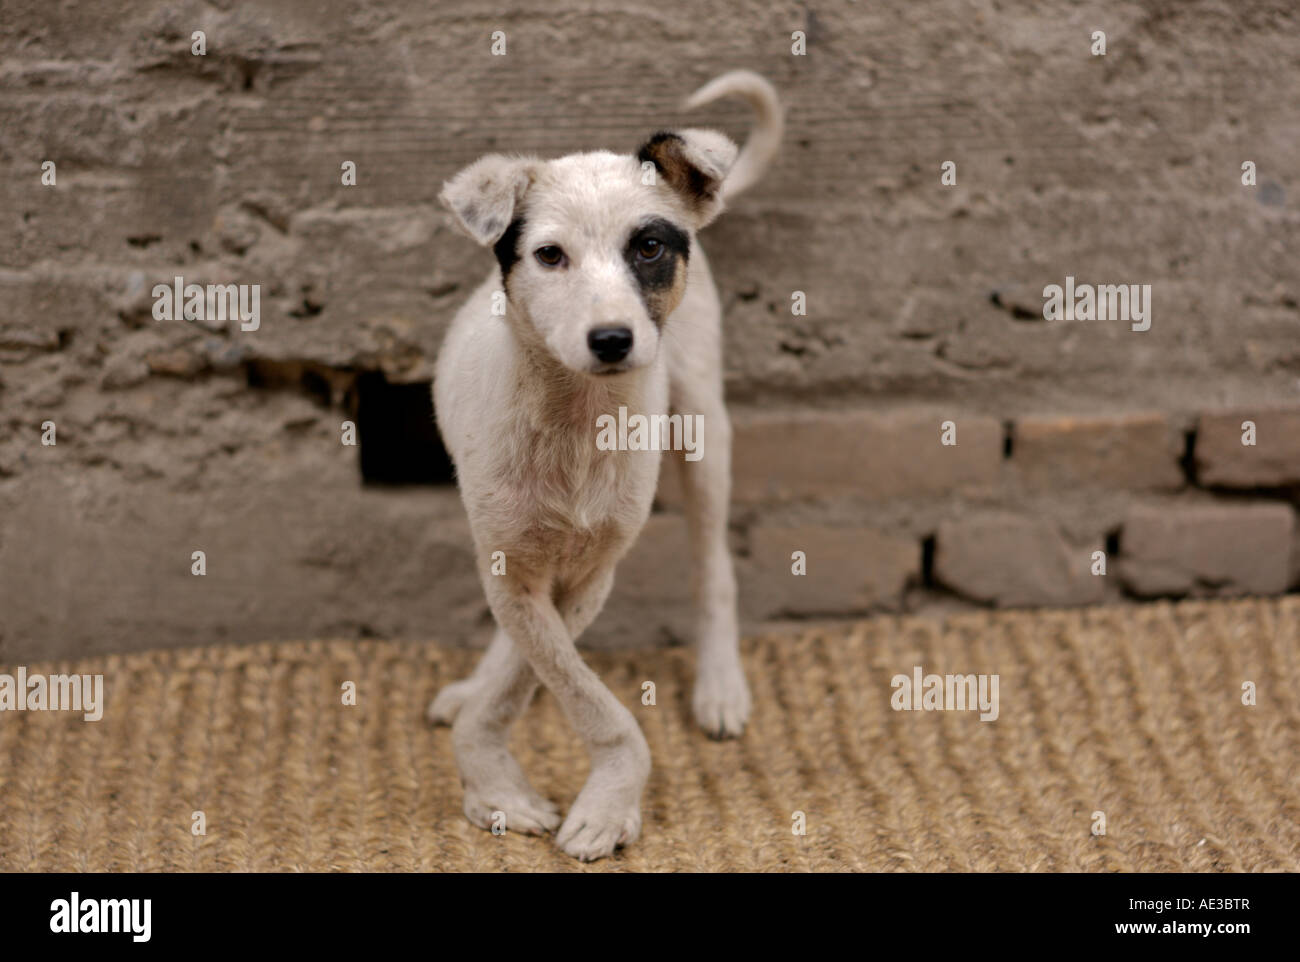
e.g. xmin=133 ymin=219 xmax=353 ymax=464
xmin=554 ymin=740 xmax=648 ymax=861
xmin=463 ymin=783 xmax=562 ymax=836
xmin=555 ymin=798 xmax=642 ymax=862
xmin=692 ymin=661 xmax=751 ymax=739
xmin=426 ymin=678 xmax=477 ymax=726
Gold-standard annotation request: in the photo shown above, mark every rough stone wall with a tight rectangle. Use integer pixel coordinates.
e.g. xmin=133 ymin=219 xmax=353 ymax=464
xmin=2 ymin=0 xmax=1298 ymax=661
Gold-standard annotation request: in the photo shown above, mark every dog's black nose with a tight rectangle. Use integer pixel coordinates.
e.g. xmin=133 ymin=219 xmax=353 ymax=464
xmin=588 ymin=326 xmax=634 ymax=364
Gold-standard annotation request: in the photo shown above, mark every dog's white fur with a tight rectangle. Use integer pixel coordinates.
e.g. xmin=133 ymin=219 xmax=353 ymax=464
xmin=428 ymin=71 xmax=783 ymax=861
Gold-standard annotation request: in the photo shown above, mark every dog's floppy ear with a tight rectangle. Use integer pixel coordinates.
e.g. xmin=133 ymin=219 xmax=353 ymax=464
xmin=637 ymin=128 xmax=738 ymax=227
xmin=439 ymin=154 xmax=536 ymax=246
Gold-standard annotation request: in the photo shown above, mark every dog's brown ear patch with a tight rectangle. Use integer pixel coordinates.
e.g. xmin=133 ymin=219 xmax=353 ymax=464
xmin=637 ymin=128 xmax=737 ymax=226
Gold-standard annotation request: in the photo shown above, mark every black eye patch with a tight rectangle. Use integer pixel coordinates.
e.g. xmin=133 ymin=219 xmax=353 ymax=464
xmin=623 ymin=218 xmax=689 ymax=293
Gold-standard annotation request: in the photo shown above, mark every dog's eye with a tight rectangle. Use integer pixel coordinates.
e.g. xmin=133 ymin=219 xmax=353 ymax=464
xmin=535 ymin=245 xmax=566 ymax=267
xmin=635 ymin=238 xmax=663 ymax=262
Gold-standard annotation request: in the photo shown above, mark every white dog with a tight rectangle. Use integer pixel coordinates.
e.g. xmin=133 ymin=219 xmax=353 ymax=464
xmin=427 ymin=71 xmax=782 ymax=861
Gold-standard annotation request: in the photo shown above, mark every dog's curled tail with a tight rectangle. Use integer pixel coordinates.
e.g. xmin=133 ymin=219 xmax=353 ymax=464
xmin=684 ymin=70 xmax=783 ymax=202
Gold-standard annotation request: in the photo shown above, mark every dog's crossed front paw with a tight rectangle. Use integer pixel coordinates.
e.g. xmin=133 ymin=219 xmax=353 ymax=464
xmin=554 ymin=738 xmax=649 ymax=861
xmin=555 ymin=796 xmax=642 ymax=863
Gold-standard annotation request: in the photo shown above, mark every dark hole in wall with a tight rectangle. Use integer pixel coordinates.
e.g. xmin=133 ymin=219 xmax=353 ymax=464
xmin=245 ymin=359 xmax=336 ymax=406
xmin=1180 ymin=428 xmax=1198 ymax=485
xmin=355 ymin=371 xmax=455 ymax=485
xmin=920 ymin=534 xmax=937 ymax=588
xmin=299 ymin=368 xmax=332 ymax=407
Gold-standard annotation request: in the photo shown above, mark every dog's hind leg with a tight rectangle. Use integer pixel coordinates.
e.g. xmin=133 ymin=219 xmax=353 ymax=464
xmin=672 ymin=388 xmax=751 ymax=738
xmin=446 ymin=626 xmax=562 ymax=836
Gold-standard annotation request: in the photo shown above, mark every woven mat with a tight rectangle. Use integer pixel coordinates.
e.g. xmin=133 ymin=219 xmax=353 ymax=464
xmin=2 ymin=597 xmax=1297 ymax=872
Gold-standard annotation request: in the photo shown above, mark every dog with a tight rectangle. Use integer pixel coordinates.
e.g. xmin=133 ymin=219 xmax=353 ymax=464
xmin=427 ymin=71 xmax=783 ymax=861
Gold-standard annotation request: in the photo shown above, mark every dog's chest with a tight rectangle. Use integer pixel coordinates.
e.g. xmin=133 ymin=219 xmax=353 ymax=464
xmin=502 ymin=418 xmax=656 ymax=534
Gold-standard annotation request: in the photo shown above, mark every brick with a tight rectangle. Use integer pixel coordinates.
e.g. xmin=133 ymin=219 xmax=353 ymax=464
xmin=0 ymin=324 xmax=61 ymax=351
xmin=146 ymin=347 xmax=208 ymax=378
xmin=99 ymin=354 xmax=149 ymax=390
xmin=743 ymin=523 xmax=918 ymax=617
xmin=0 ymin=270 xmax=112 ymax=339
xmin=1196 ymin=408 xmax=1300 ymax=488
xmin=659 ymin=410 xmax=1001 ymax=506
xmin=1013 ymin=412 xmax=1183 ymax=490
xmin=1119 ymin=502 xmax=1294 ymax=597
xmin=934 ymin=515 xmax=1105 ymax=607
xmin=0 ymin=472 xmax=484 ymax=661
xmin=599 ymin=517 xmax=923 ymax=640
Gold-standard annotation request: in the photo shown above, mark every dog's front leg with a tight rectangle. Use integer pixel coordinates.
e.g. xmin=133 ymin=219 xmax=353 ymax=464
xmin=486 ymin=570 xmax=650 ymax=862
xmin=448 ymin=627 xmax=561 ymax=836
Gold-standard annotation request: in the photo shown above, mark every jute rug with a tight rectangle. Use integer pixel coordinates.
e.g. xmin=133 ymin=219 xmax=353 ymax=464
xmin=2 ymin=597 xmax=1297 ymax=872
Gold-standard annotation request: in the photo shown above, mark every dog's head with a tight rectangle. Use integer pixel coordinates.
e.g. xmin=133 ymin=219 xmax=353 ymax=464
xmin=439 ymin=128 xmax=737 ymax=376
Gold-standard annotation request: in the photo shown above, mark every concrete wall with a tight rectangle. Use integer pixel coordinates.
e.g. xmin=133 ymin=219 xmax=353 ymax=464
xmin=2 ymin=0 xmax=1298 ymax=661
